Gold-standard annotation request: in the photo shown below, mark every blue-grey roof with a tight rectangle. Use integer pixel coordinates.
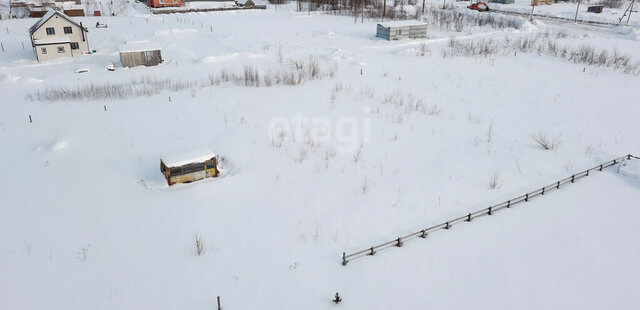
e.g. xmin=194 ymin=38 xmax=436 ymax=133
xmin=29 ymin=9 xmax=88 ymax=35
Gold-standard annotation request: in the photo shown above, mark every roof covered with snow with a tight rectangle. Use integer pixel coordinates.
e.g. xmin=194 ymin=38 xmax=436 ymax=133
xmin=119 ymin=41 xmax=162 ymax=53
xmin=29 ymin=9 xmax=87 ymax=35
xmin=161 ymin=147 xmax=216 ymax=167
xmin=33 ymin=36 xmax=70 ymax=45
xmin=378 ymin=20 xmax=427 ymax=28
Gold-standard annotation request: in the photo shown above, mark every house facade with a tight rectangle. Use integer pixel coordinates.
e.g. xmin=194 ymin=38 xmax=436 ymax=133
xmin=148 ymin=0 xmax=184 ymax=8
xmin=29 ymin=9 xmax=89 ymax=62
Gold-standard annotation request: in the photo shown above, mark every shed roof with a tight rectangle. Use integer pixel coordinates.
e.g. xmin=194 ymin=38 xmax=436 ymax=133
xmin=162 ymin=147 xmax=216 ymax=167
xmin=33 ymin=36 xmax=70 ymax=45
xmin=29 ymin=9 xmax=87 ymax=35
xmin=378 ymin=20 xmax=427 ymax=28
xmin=119 ymin=41 xmax=162 ymax=53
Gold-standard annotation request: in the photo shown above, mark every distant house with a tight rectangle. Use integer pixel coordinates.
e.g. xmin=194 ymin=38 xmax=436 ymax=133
xmin=376 ymin=20 xmax=427 ymax=41
xmin=119 ymin=41 xmax=163 ymax=68
xmin=29 ymin=9 xmax=90 ymax=61
xmin=148 ymin=0 xmax=184 ymax=8
xmin=24 ymin=0 xmax=85 ymax=17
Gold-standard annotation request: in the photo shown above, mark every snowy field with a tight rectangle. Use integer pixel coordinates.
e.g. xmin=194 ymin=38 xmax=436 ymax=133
xmin=413 ymin=0 xmax=640 ymax=26
xmin=1 ymin=2 xmax=640 ymax=309
xmin=149 ymin=1 xmax=240 ymax=13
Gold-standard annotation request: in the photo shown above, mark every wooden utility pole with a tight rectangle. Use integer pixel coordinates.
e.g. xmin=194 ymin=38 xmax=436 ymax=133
xmin=217 ymin=296 xmax=221 ymax=310
xmin=619 ymin=0 xmax=635 ymax=24
xmin=574 ymin=0 xmax=581 ymax=22
xmin=422 ymin=0 xmax=425 ymax=14
xmin=530 ymin=4 xmax=535 ymax=21
xmin=383 ymin=0 xmax=386 ymax=20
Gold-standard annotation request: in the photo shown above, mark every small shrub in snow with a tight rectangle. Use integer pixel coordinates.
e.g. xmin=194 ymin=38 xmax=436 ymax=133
xmin=440 ymin=32 xmax=640 ymax=75
xmin=77 ymin=245 xmax=90 ymax=262
xmin=26 ymin=56 xmax=336 ymax=101
xmin=532 ymin=133 xmax=561 ymax=150
xmin=489 ymin=173 xmax=501 ymax=189
xmin=353 ymin=144 xmax=363 ymax=163
xmin=194 ymin=234 xmax=205 ymax=256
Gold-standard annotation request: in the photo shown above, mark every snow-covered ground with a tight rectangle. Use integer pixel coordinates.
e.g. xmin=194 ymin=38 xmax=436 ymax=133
xmin=149 ymin=1 xmax=240 ymax=13
xmin=495 ymin=0 xmax=637 ymax=25
xmin=1 ymin=2 xmax=640 ymax=309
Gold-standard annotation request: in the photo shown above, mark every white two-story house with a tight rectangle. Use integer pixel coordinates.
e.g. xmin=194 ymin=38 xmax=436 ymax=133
xmin=29 ymin=9 xmax=90 ymax=62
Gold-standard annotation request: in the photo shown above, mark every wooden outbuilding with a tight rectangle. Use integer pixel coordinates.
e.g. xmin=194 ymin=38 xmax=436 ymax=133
xmin=119 ymin=41 xmax=163 ymax=68
xmin=160 ymin=148 xmax=218 ymax=186
xmin=376 ymin=20 xmax=427 ymax=41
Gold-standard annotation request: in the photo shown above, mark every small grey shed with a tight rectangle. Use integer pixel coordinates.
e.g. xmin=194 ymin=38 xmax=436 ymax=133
xmin=119 ymin=41 xmax=163 ymax=68
xmin=376 ymin=20 xmax=427 ymax=41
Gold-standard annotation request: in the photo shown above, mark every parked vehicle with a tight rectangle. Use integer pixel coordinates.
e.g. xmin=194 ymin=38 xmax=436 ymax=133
xmin=468 ymin=1 xmax=490 ymax=11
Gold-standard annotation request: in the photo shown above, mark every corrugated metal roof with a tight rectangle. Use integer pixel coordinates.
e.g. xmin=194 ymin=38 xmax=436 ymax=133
xmin=29 ymin=9 xmax=87 ymax=35
xmin=377 ymin=20 xmax=427 ymax=28
xmin=119 ymin=41 xmax=162 ymax=53
xmin=162 ymin=147 xmax=216 ymax=167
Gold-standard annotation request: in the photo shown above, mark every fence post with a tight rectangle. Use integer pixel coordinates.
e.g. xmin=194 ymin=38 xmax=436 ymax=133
xmin=599 ymin=164 xmax=603 ymax=171
xmin=368 ymin=246 xmax=375 ymax=255
xmin=571 ymin=175 xmax=575 ymax=183
xmin=29 ymin=115 xmax=32 ymax=123
xmin=396 ymin=237 xmax=403 ymax=247
xmin=445 ymin=222 xmax=450 ymax=229
xmin=342 ymin=252 xmax=347 ymax=266
xmin=466 ymin=213 xmax=472 ymax=222
xmin=217 ymin=296 xmax=221 ymax=310
xmin=628 ymin=154 xmax=632 ymax=160
xmin=541 ymin=187 xmax=545 ymax=195
xmin=488 ymin=207 xmax=492 ymax=215
xmin=420 ymin=230 xmax=428 ymax=238
xmin=507 ymin=200 xmax=511 ymax=208
xmin=613 ymin=159 xmax=617 ymax=165
xmin=525 ymin=194 xmax=529 ymax=202
xmin=586 ymin=169 xmax=589 ymax=176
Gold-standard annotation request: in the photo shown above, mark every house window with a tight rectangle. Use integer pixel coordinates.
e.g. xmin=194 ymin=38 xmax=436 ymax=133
xmin=46 ymin=27 xmax=55 ymax=35
xmin=70 ymin=42 xmax=79 ymax=50
xmin=57 ymin=46 xmax=65 ymax=53
xmin=64 ymin=26 xmax=72 ymax=34
xmin=41 ymin=47 xmax=47 ymax=54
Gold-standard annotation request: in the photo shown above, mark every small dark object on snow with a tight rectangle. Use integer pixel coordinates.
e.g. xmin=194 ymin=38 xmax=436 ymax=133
xmin=332 ymin=292 xmax=342 ymax=304
xmin=587 ymin=5 xmax=603 ymax=13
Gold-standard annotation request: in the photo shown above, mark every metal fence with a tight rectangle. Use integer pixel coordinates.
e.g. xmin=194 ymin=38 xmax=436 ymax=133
xmin=341 ymin=154 xmax=639 ymax=265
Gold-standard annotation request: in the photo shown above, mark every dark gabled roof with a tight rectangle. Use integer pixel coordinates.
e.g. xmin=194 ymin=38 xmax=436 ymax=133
xmin=29 ymin=9 xmax=88 ymax=35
